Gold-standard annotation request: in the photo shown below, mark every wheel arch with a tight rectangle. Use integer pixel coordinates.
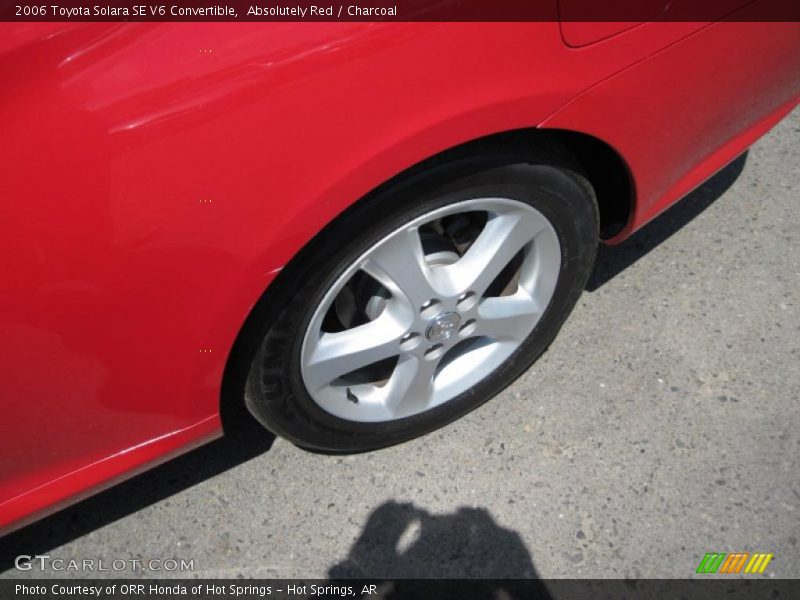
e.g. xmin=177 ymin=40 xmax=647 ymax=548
xmin=218 ymin=124 xmax=635 ymax=429
xmin=539 ymin=129 xmax=635 ymax=241
xmin=320 ymin=126 xmax=635 ymax=243
xmin=338 ymin=126 xmax=635 ymax=242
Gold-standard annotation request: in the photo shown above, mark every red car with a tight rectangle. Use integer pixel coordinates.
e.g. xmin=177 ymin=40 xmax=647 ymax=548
xmin=1 ymin=14 xmax=798 ymax=534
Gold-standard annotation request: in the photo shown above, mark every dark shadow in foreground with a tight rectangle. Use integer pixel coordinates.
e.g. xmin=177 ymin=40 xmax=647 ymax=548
xmin=0 ymin=387 xmax=275 ymax=571
xmin=324 ymin=501 xmax=552 ymax=600
xmin=587 ymin=152 xmax=748 ymax=291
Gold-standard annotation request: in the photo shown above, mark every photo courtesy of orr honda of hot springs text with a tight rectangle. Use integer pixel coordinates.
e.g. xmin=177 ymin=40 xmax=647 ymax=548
xmin=0 ymin=16 xmax=798 ymax=534
xmin=15 ymin=583 xmax=362 ymax=597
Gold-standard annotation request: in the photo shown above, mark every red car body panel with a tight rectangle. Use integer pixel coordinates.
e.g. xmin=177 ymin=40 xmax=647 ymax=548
xmin=1 ymin=16 xmax=798 ymax=534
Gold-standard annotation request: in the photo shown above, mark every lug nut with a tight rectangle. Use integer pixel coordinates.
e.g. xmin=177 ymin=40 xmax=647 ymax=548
xmin=457 ymin=291 xmax=476 ymax=310
xmin=424 ymin=344 xmax=444 ymax=360
xmin=459 ymin=319 xmax=476 ymax=336
xmin=399 ymin=332 xmax=421 ymax=351
xmin=420 ymin=299 xmax=441 ymax=318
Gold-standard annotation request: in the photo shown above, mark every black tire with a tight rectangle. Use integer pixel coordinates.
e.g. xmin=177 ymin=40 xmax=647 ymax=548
xmin=244 ymin=149 xmax=598 ymax=451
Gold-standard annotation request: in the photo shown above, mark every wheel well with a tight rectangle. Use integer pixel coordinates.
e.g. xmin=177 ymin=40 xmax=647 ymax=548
xmin=392 ymin=127 xmax=634 ymax=240
xmin=545 ymin=129 xmax=634 ymax=240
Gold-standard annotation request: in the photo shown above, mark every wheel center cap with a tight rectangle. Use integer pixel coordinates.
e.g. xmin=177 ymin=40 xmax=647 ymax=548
xmin=425 ymin=312 xmax=461 ymax=343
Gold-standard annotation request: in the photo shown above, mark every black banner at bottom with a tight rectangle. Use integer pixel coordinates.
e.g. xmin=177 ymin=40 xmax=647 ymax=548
xmin=4 ymin=579 xmax=800 ymax=600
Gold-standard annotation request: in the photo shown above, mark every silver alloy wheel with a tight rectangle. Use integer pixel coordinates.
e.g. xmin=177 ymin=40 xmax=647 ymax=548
xmin=300 ymin=197 xmax=561 ymax=422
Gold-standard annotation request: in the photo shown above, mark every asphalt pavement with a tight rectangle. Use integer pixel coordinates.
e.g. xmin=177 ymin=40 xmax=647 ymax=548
xmin=2 ymin=108 xmax=798 ymax=580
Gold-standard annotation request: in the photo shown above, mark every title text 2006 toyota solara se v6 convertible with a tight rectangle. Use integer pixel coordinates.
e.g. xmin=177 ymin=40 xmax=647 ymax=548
xmin=1 ymin=14 xmax=798 ymax=533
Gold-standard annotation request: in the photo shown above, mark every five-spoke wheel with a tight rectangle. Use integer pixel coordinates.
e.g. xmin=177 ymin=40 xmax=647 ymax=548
xmin=301 ymin=198 xmax=560 ymax=422
xmin=245 ymin=157 xmax=598 ymax=451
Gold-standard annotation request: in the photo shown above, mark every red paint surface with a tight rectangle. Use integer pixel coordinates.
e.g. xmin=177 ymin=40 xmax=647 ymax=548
xmin=1 ymin=17 xmax=798 ymax=533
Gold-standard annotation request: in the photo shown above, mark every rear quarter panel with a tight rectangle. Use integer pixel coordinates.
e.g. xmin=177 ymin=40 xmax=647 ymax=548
xmin=543 ymin=17 xmax=800 ymax=239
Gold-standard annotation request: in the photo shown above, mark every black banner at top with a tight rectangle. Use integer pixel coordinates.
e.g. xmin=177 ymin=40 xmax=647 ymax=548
xmin=3 ymin=0 xmax=800 ymax=22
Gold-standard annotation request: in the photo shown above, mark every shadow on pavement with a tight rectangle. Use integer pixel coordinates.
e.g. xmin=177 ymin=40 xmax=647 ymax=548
xmin=325 ymin=501 xmax=552 ymax=599
xmin=587 ymin=152 xmax=748 ymax=291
